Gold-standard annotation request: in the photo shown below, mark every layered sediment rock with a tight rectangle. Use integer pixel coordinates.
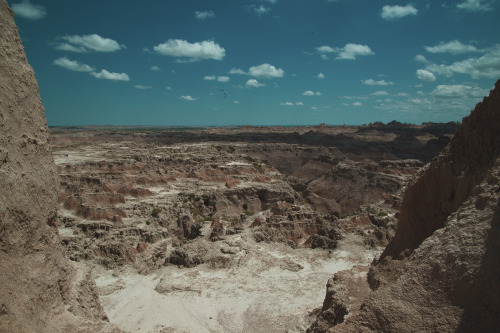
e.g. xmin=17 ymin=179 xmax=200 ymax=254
xmin=310 ymin=80 xmax=500 ymax=332
xmin=0 ymin=2 xmax=119 ymax=331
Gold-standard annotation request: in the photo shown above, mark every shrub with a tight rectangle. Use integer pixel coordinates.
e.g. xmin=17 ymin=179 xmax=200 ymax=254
xmin=151 ymin=207 xmax=162 ymax=218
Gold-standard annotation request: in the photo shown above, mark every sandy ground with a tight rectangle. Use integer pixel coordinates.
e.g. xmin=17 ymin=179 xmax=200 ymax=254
xmin=93 ymin=232 xmax=380 ymax=333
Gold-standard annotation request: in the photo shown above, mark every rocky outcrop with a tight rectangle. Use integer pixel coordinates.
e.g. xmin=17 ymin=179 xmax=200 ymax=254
xmin=310 ymin=80 xmax=500 ymax=332
xmin=0 ymin=2 xmax=118 ymax=332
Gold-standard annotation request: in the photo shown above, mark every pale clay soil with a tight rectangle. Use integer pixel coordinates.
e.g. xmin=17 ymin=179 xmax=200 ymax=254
xmin=92 ymin=232 xmax=379 ymax=333
xmin=52 ymin=140 xmax=391 ymax=333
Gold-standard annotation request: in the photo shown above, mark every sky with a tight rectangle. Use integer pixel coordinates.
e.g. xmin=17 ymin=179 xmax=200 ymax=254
xmin=9 ymin=0 xmax=500 ymax=126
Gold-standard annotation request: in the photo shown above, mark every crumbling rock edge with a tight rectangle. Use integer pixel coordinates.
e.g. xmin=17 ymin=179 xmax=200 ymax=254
xmin=0 ymin=2 xmax=120 ymax=332
xmin=309 ymin=80 xmax=500 ymax=332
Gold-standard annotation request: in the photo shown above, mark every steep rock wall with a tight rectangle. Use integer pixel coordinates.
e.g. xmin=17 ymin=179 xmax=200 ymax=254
xmin=0 ymin=2 xmax=117 ymax=332
xmin=382 ymin=80 xmax=500 ymax=259
xmin=310 ymin=80 xmax=500 ymax=332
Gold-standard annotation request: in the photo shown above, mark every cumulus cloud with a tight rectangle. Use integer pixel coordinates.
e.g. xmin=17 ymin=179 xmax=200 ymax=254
xmin=55 ymin=34 xmax=124 ymax=53
xmin=317 ymin=73 xmax=325 ymax=79
xmin=150 ymin=66 xmax=161 ymax=71
xmin=166 ymin=86 xmax=172 ymax=91
xmin=316 ymin=46 xmax=335 ymax=54
xmin=134 ymin=85 xmax=152 ymax=90
xmin=424 ymin=40 xmax=480 ymax=54
xmin=90 ymin=69 xmax=130 ymax=81
xmin=53 ymin=57 xmax=95 ymax=72
xmin=457 ymin=0 xmax=493 ymax=11
xmin=352 ymin=102 xmax=363 ymax=106
xmin=246 ymin=79 xmax=265 ymax=88
xmin=381 ymin=4 xmax=418 ymax=20
xmin=248 ymin=64 xmax=284 ymax=78
xmin=204 ymin=75 xmax=230 ymax=82
xmin=179 ymin=95 xmax=197 ymax=101
xmin=416 ymin=69 xmax=436 ymax=82
xmin=281 ymin=101 xmax=304 ymax=106
xmin=229 ymin=68 xmax=247 ymax=75
xmin=430 ymin=84 xmax=488 ymax=98
xmin=425 ymin=45 xmax=500 ymax=79
xmin=361 ymin=79 xmax=394 ymax=86
xmin=303 ymin=90 xmax=322 ymax=96
xmin=414 ymin=54 xmax=428 ymax=63
xmin=217 ymin=76 xmax=230 ymax=82
xmin=11 ymin=1 xmax=46 ymax=19
xmin=194 ymin=10 xmax=215 ymax=20
xmin=233 ymin=101 xmax=240 ymax=104
xmin=153 ymin=39 xmax=225 ymax=61
xmin=371 ymin=91 xmax=389 ymax=96
xmin=248 ymin=4 xmax=271 ymax=15
xmin=317 ymin=43 xmax=374 ymax=60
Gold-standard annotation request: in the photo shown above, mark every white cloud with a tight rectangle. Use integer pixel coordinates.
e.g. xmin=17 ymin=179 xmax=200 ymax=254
xmin=317 ymin=43 xmax=374 ymax=60
xmin=362 ymin=79 xmax=394 ymax=86
xmin=11 ymin=1 xmax=46 ymax=19
xmin=281 ymin=101 xmax=304 ymax=106
xmin=248 ymin=63 xmax=284 ymax=78
xmin=153 ymin=39 xmax=225 ymax=61
xmin=424 ymin=40 xmax=480 ymax=54
xmin=430 ymin=84 xmax=488 ymax=98
xmin=414 ymin=54 xmax=428 ymax=63
xmin=416 ymin=69 xmax=436 ymax=82
xmin=248 ymin=5 xmax=271 ymax=15
xmin=229 ymin=68 xmax=247 ymax=75
xmin=317 ymin=73 xmax=325 ymax=79
xmin=229 ymin=64 xmax=284 ymax=79
xmin=53 ymin=57 xmax=95 ymax=72
xmin=371 ymin=91 xmax=389 ymax=96
xmin=233 ymin=101 xmax=240 ymax=104
xmin=55 ymin=34 xmax=124 ymax=53
xmin=316 ymin=45 xmax=336 ymax=53
xmin=217 ymin=76 xmax=230 ymax=82
xmin=303 ymin=90 xmax=321 ymax=96
xmin=311 ymin=105 xmax=330 ymax=111
xmin=457 ymin=0 xmax=493 ymax=11
xmin=352 ymin=102 xmax=363 ymax=106
xmin=381 ymin=4 xmax=418 ymax=20
xmin=246 ymin=79 xmax=265 ymax=88
xmin=179 ymin=95 xmax=197 ymax=101
xmin=90 ymin=69 xmax=130 ymax=81
xmin=166 ymin=86 xmax=172 ymax=90
xmin=150 ymin=66 xmax=161 ymax=72
xmin=204 ymin=75 xmax=230 ymax=82
xmin=425 ymin=45 xmax=500 ymax=79
xmin=134 ymin=85 xmax=152 ymax=90
xmin=194 ymin=10 xmax=215 ymax=20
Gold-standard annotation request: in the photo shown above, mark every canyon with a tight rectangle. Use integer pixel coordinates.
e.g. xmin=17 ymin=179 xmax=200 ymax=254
xmin=48 ymin=121 xmax=453 ymax=332
xmin=1 ymin=1 xmax=499 ymax=332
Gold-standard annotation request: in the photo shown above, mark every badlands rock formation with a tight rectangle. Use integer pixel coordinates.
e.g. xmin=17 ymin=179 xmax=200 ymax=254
xmin=310 ymin=80 xmax=500 ymax=332
xmin=48 ymin=121 xmax=455 ymax=331
xmin=0 ymin=2 xmax=119 ymax=332
xmin=5 ymin=0 xmax=495 ymax=331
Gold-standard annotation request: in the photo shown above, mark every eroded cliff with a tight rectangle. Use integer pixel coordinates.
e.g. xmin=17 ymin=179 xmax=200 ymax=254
xmin=0 ymin=2 xmax=119 ymax=332
xmin=310 ymin=80 xmax=500 ymax=332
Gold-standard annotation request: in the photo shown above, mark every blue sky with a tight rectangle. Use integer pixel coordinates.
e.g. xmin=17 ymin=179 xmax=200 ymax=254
xmin=9 ymin=0 xmax=500 ymax=126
